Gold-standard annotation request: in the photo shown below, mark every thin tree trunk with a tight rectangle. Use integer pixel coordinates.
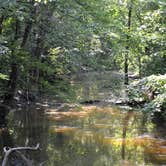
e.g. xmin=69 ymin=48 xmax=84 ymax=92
xmin=124 ymin=51 xmax=129 ymax=85
xmin=21 ymin=22 xmax=32 ymax=48
xmin=0 ymin=15 xmax=4 ymax=34
xmin=138 ymin=54 xmax=141 ymax=78
xmin=33 ymin=35 xmax=41 ymax=92
xmin=124 ymin=1 xmax=132 ymax=85
xmin=32 ymin=4 xmax=54 ymax=95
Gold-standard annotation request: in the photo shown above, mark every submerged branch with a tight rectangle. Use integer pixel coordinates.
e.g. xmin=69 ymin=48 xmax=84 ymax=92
xmin=2 ymin=143 xmax=40 ymax=166
xmin=15 ymin=150 xmax=33 ymax=166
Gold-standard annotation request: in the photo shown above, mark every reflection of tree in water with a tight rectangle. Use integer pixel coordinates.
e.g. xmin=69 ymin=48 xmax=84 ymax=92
xmin=46 ymin=109 xmax=125 ymax=166
xmin=48 ymin=132 xmax=111 ymax=166
xmin=144 ymin=113 xmax=166 ymax=165
xmin=0 ymin=125 xmax=13 ymax=164
xmin=152 ymin=111 xmax=166 ymax=138
xmin=8 ymin=107 xmax=49 ymax=164
xmin=0 ymin=122 xmax=26 ymax=165
xmin=121 ymin=111 xmax=134 ymax=160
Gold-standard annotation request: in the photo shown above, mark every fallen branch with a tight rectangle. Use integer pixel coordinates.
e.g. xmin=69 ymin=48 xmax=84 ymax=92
xmin=2 ymin=143 xmax=39 ymax=166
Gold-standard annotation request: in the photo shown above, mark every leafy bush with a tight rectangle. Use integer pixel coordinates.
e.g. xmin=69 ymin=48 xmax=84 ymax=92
xmin=128 ymin=74 xmax=166 ymax=120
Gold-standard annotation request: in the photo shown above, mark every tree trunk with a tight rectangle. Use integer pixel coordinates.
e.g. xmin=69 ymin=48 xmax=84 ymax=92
xmin=21 ymin=21 xmax=32 ymax=48
xmin=3 ymin=62 xmax=18 ymax=104
xmin=3 ymin=3 xmax=35 ymax=105
xmin=3 ymin=20 xmax=20 ymax=105
xmin=138 ymin=54 xmax=142 ymax=78
xmin=124 ymin=1 xmax=133 ymax=85
xmin=31 ymin=4 xmax=54 ymax=95
xmin=0 ymin=15 xmax=4 ymax=34
xmin=124 ymin=50 xmax=129 ymax=85
xmin=33 ymin=35 xmax=42 ymax=93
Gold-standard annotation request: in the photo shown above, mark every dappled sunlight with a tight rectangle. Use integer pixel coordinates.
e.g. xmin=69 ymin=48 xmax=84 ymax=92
xmin=43 ymin=104 xmax=166 ymax=165
xmin=72 ymin=130 xmax=105 ymax=147
xmin=92 ymin=106 xmax=120 ymax=115
xmin=103 ymin=135 xmax=166 ymax=162
xmin=92 ymin=123 xmax=113 ymax=129
xmin=49 ymin=126 xmax=78 ymax=133
xmin=119 ymin=160 xmax=133 ymax=166
xmin=81 ymin=105 xmax=97 ymax=111
xmin=46 ymin=111 xmax=90 ymax=121
xmin=45 ymin=105 xmax=123 ymax=123
xmin=46 ymin=105 xmax=97 ymax=112
xmin=46 ymin=105 xmax=97 ymax=121
xmin=103 ymin=136 xmax=154 ymax=147
xmin=6 ymin=103 xmax=165 ymax=165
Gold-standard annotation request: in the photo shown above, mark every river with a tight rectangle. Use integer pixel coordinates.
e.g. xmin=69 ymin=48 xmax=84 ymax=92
xmin=0 ymin=71 xmax=165 ymax=165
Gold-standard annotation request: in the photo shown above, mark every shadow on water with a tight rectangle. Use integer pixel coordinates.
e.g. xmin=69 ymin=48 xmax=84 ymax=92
xmin=0 ymin=123 xmax=13 ymax=163
xmin=0 ymin=107 xmax=50 ymax=165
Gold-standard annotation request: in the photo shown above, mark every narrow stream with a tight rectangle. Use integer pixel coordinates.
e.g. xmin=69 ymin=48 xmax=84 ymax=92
xmin=0 ymin=71 xmax=165 ymax=165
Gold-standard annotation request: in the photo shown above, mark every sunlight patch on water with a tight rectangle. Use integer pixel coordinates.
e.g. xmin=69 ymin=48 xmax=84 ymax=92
xmin=103 ymin=136 xmax=166 ymax=162
xmin=50 ymin=126 xmax=78 ymax=133
xmin=44 ymin=104 xmax=166 ymax=165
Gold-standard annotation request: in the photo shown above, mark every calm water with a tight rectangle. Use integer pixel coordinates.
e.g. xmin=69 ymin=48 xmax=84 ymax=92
xmin=0 ymin=72 xmax=166 ymax=166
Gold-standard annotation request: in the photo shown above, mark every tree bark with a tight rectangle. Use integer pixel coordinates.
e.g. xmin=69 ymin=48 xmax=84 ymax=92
xmin=124 ymin=0 xmax=133 ymax=85
xmin=0 ymin=15 xmax=4 ymax=34
xmin=138 ymin=54 xmax=142 ymax=78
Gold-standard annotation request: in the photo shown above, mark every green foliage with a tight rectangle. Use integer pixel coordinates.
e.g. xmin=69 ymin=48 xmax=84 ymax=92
xmin=128 ymin=75 xmax=166 ymax=119
xmin=0 ymin=73 xmax=8 ymax=80
xmin=149 ymin=93 xmax=166 ymax=112
xmin=0 ymin=0 xmax=165 ymax=102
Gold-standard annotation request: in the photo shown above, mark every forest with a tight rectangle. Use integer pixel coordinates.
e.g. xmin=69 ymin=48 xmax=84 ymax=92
xmin=0 ymin=0 xmax=166 ymax=165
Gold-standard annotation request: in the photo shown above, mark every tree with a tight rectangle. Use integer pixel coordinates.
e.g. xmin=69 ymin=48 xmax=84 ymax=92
xmin=0 ymin=0 xmax=165 ymax=106
xmin=2 ymin=0 xmax=36 ymax=104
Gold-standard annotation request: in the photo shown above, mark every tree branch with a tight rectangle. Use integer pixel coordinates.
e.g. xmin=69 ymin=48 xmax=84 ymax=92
xmin=2 ymin=144 xmax=39 ymax=166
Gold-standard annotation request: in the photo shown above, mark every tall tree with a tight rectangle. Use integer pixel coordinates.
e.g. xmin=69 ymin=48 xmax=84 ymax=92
xmin=3 ymin=0 xmax=36 ymax=104
xmin=124 ymin=0 xmax=133 ymax=85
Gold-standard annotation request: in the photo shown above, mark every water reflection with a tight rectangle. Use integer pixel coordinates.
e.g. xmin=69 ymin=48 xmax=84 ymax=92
xmin=0 ymin=107 xmax=49 ymax=165
xmin=0 ymin=105 xmax=165 ymax=165
xmin=0 ymin=126 xmax=13 ymax=163
xmin=121 ymin=111 xmax=133 ymax=160
xmin=1 ymin=71 xmax=166 ymax=165
xmin=46 ymin=106 xmax=166 ymax=166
